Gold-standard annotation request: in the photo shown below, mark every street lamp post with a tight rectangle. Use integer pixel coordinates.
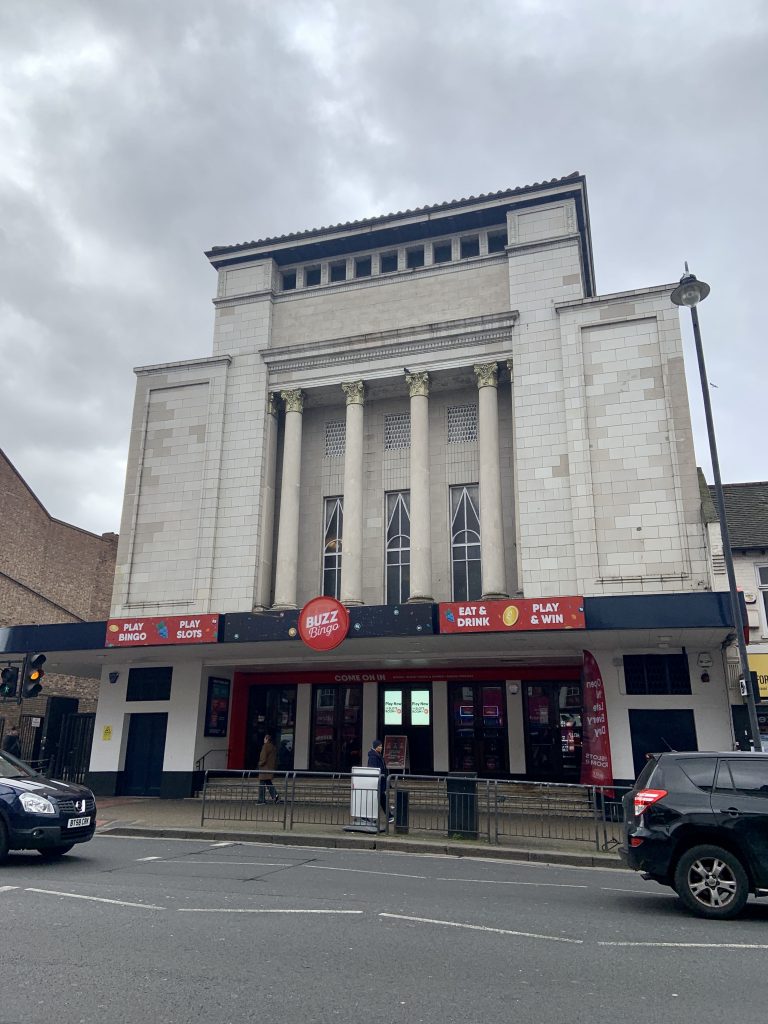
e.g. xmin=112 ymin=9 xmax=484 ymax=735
xmin=671 ymin=267 xmax=761 ymax=750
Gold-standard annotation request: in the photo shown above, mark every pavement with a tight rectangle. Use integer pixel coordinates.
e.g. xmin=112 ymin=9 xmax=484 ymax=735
xmin=94 ymin=795 xmax=625 ymax=869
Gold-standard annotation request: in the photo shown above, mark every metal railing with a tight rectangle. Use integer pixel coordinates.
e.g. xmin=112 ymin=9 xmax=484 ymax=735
xmin=200 ymin=769 xmax=629 ymax=851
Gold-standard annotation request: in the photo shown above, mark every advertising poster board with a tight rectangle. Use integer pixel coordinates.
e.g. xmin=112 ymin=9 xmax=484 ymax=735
xmin=204 ymin=677 xmax=231 ymax=738
xmin=383 ymin=734 xmax=408 ymax=771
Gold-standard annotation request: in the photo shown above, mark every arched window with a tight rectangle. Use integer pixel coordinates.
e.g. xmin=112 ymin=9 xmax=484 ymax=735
xmin=323 ymin=497 xmax=343 ymax=599
xmin=386 ymin=491 xmax=411 ymax=605
xmin=450 ymin=484 xmax=481 ymax=601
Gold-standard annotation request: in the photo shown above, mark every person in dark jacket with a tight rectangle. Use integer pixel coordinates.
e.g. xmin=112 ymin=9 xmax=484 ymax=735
xmin=257 ymin=734 xmax=281 ymax=804
xmin=367 ymin=739 xmax=394 ymax=822
xmin=2 ymin=727 xmax=21 ymax=758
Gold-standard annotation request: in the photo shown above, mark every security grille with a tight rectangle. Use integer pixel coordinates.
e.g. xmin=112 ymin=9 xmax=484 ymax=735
xmin=325 ymin=420 xmax=346 ymax=459
xmin=448 ymin=404 xmax=477 ymax=444
xmin=384 ymin=413 xmax=411 ymax=450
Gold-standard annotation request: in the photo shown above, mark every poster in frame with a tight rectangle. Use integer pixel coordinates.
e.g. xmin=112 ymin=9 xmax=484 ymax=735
xmin=204 ymin=677 xmax=231 ymax=738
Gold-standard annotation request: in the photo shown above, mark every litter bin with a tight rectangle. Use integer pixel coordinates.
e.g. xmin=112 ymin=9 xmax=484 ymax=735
xmin=447 ymin=772 xmax=478 ymax=839
xmin=395 ymin=789 xmax=409 ymax=834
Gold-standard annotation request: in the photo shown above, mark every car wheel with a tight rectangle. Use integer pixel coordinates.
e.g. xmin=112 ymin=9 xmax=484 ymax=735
xmin=673 ymin=844 xmax=749 ymax=919
xmin=0 ymin=818 xmax=8 ymax=863
xmin=38 ymin=844 xmax=74 ymax=860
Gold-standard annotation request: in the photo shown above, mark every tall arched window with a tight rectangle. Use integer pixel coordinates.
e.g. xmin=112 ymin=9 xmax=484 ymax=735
xmin=450 ymin=484 xmax=481 ymax=600
xmin=386 ymin=491 xmax=411 ymax=605
xmin=323 ymin=497 xmax=343 ymax=599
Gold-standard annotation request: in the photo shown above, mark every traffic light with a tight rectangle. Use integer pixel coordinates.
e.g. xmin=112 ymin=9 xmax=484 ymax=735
xmin=22 ymin=654 xmax=46 ymax=699
xmin=0 ymin=666 xmax=19 ymax=699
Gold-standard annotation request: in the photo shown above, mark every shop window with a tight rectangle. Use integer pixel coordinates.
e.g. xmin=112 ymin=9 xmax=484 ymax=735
xmin=305 ymin=265 xmax=321 ymax=287
xmin=623 ymin=654 xmax=691 ymax=695
xmin=756 ymin=565 xmax=768 ymax=636
xmin=460 ymin=235 xmax=480 ymax=259
xmin=406 ymin=246 xmax=424 ymax=269
xmin=310 ymin=684 xmax=362 ymax=772
xmin=330 ymin=261 xmax=347 ymax=283
xmin=433 ymin=241 xmax=452 ymax=264
xmin=380 ymin=251 xmax=398 ymax=273
xmin=487 ymin=229 xmax=507 ymax=253
xmin=450 ymin=484 xmax=481 ymax=601
xmin=449 ymin=682 xmax=507 ymax=775
xmin=355 ymin=256 xmax=372 ymax=278
xmin=281 ymin=270 xmax=297 ymax=291
xmin=323 ymin=496 xmax=343 ymax=599
xmin=386 ymin=491 xmax=411 ymax=605
xmin=126 ymin=666 xmax=172 ymax=702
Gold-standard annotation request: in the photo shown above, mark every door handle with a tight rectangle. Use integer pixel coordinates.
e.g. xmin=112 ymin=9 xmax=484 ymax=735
xmin=724 ymin=806 xmax=741 ymax=817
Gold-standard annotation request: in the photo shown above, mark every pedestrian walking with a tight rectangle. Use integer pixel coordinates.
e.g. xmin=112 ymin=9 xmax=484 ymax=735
xmin=257 ymin=733 xmax=281 ymax=803
xmin=2 ymin=726 xmax=21 ymax=759
xmin=367 ymin=739 xmax=394 ymax=823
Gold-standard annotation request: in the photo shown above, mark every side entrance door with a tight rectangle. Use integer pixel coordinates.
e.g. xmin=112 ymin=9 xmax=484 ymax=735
xmin=122 ymin=713 xmax=167 ymax=796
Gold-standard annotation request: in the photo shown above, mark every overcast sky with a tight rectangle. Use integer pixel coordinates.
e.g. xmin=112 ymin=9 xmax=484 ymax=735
xmin=1 ymin=0 xmax=766 ymax=536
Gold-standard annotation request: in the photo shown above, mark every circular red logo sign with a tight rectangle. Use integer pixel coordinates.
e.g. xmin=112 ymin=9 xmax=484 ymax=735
xmin=298 ymin=596 xmax=350 ymax=652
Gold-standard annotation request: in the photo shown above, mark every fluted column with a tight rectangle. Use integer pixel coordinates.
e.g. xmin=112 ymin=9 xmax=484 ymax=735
xmin=474 ymin=362 xmax=507 ymax=598
xmin=273 ymin=388 xmax=304 ymax=608
xmin=255 ymin=393 xmax=279 ymax=609
xmin=339 ymin=380 xmax=364 ymax=606
xmin=406 ymin=371 xmax=433 ymax=602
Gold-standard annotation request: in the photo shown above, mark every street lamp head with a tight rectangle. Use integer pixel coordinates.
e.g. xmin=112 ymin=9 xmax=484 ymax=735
xmin=671 ymin=267 xmax=710 ymax=308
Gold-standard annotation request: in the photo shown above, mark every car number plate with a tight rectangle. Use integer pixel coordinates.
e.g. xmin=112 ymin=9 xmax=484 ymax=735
xmin=67 ymin=816 xmax=91 ymax=828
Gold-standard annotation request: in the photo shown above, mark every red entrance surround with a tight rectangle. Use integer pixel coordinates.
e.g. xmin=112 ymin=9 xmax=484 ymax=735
xmin=227 ymin=665 xmax=580 ymax=769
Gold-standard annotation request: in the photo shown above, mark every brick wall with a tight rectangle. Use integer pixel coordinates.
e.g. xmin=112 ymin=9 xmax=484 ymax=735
xmin=0 ymin=450 xmax=118 ymax=709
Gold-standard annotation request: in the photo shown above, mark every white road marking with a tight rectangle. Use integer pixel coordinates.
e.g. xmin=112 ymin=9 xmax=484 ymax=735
xmin=136 ymin=856 xmax=162 ymax=861
xmin=210 ymin=841 xmax=235 ymax=847
xmin=0 ymin=886 xmax=18 ymax=894
xmin=436 ymin=876 xmax=588 ymax=889
xmin=380 ymin=912 xmax=583 ymax=944
xmin=599 ymin=940 xmax=768 ymax=950
xmin=26 ymin=888 xmax=164 ymax=910
xmin=600 ymin=886 xmax=666 ymax=896
xmin=156 ymin=859 xmax=293 ymax=867
xmin=178 ymin=908 xmax=363 ymax=914
xmin=306 ymin=864 xmax=427 ymax=880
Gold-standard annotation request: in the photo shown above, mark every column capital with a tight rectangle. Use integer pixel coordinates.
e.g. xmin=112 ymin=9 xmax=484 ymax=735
xmin=341 ymin=380 xmax=365 ymax=406
xmin=267 ymin=392 xmax=279 ymax=417
xmin=474 ymin=362 xmax=499 ymax=389
xmin=505 ymin=358 xmax=514 ymax=382
xmin=405 ymin=371 xmax=429 ymax=398
xmin=281 ymin=388 xmax=304 ymax=414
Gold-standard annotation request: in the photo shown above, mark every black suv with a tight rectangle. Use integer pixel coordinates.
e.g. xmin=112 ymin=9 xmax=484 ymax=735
xmin=0 ymin=749 xmax=97 ymax=861
xmin=621 ymin=751 xmax=768 ymax=918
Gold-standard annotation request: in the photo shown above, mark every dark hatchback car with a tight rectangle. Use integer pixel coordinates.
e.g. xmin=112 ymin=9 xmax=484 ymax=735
xmin=621 ymin=751 xmax=768 ymax=919
xmin=0 ymin=749 xmax=97 ymax=862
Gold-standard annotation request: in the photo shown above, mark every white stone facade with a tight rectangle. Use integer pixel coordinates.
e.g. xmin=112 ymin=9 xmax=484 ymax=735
xmin=111 ymin=178 xmax=708 ymax=616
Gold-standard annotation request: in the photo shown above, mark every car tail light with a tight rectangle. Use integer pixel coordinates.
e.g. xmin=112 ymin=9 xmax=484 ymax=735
xmin=633 ymin=789 xmax=667 ymax=817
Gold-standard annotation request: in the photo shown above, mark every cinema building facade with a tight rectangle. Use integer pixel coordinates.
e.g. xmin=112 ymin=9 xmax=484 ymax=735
xmin=35 ymin=173 xmax=749 ymax=797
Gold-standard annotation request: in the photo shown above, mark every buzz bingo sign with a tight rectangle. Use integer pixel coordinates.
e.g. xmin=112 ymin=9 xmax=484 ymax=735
xmin=298 ymin=596 xmax=350 ymax=652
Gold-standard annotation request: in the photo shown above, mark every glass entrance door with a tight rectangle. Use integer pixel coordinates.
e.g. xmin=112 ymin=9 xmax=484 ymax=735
xmin=449 ymin=682 xmax=508 ymax=777
xmin=246 ymin=685 xmax=297 ymax=771
xmin=523 ymin=682 xmax=583 ymax=781
xmin=310 ymin=684 xmax=363 ymax=772
xmin=379 ymin=684 xmax=432 ymax=774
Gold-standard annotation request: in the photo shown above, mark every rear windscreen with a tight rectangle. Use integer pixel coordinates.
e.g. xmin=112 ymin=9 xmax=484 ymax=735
xmin=633 ymin=756 xmax=661 ymax=790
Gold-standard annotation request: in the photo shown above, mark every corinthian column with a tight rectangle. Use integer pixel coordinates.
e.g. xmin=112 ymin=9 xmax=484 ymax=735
xmin=255 ymin=393 xmax=279 ymax=609
xmin=406 ymin=371 xmax=433 ymax=602
xmin=339 ymin=380 xmax=364 ymax=606
xmin=273 ymin=388 xmax=304 ymax=608
xmin=474 ymin=362 xmax=507 ymax=598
